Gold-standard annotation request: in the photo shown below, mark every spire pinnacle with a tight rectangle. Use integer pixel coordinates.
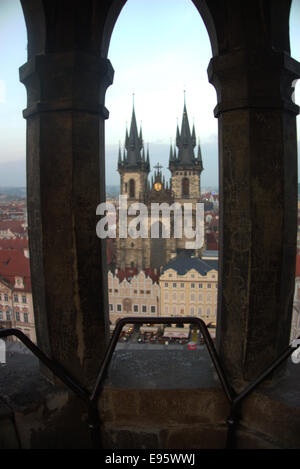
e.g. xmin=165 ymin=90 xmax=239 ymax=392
xmin=191 ymin=122 xmax=196 ymax=148
xmin=169 ymin=138 xmax=174 ymax=162
xmin=176 ymin=119 xmax=180 ymax=147
xmin=139 ymin=121 xmax=143 ymax=149
xmin=120 ymin=96 xmax=148 ymax=172
xmin=196 ymin=137 xmax=203 ymax=171
xmin=171 ymin=95 xmax=198 ymax=166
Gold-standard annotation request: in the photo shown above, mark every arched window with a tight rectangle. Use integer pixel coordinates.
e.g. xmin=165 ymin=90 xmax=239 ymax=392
xmin=129 ymin=179 xmax=135 ymax=198
xmin=182 ymin=177 xmax=189 ymax=197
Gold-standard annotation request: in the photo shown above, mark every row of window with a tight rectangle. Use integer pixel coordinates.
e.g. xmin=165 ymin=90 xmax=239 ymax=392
xmin=164 ymin=282 xmax=217 ymax=289
xmin=109 ymin=304 xmax=156 ymax=314
xmin=0 ymin=310 xmax=29 ymax=322
xmin=0 ymin=293 xmax=27 ymax=303
xmin=164 ymin=293 xmax=217 ymax=302
xmin=109 ymin=289 xmax=155 ymax=295
xmin=167 ymin=272 xmax=216 ymax=279
xmin=109 ymin=284 xmax=218 ymax=293
xmin=13 ymin=294 xmax=27 ymax=303
xmin=164 ymin=305 xmax=216 ymax=317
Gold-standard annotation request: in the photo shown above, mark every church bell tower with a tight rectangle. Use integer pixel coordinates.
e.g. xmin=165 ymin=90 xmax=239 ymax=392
xmin=169 ymin=96 xmax=204 ymax=254
xmin=117 ymin=100 xmax=150 ymax=270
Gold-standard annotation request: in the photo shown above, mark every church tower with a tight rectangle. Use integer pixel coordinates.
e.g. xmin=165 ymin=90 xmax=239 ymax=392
xmin=117 ymin=101 xmax=150 ymax=270
xmin=116 ymin=96 xmax=205 ymax=271
xmin=169 ymin=97 xmax=204 ymax=253
xmin=169 ymin=97 xmax=203 ymax=200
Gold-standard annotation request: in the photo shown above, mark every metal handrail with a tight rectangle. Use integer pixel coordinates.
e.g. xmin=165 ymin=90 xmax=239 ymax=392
xmin=88 ymin=317 xmax=235 ymax=449
xmin=0 ymin=320 xmax=299 ymax=449
xmin=225 ymin=338 xmax=300 ymax=448
xmin=0 ymin=328 xmax=89 ymax=403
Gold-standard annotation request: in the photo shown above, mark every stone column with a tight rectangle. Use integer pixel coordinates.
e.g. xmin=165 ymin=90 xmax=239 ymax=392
xmin=208 ymin=49 xmax=300 ymax=388
xmin=20 ymin=52 xmax=114 ymax=388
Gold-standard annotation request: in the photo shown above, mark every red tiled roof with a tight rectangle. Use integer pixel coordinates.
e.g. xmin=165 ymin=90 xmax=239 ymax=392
xmin=144 ymin=268 xmax=160 ymax=283
xmin=0 ymin=250 xmax=31 ymax=291
xmin=115 ymin=268 xmax=159 ymax=284
xmin=0 ymin=220 xmax=27 ymax=235
xmin=116 ymin=268 xmax=138 ymax=282
xmin=0 ymin=238 xmax=28 ymax=251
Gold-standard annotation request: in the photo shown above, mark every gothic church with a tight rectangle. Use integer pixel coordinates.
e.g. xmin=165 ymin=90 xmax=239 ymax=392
xmin=116 ymin=99 xmax=204 ymax=271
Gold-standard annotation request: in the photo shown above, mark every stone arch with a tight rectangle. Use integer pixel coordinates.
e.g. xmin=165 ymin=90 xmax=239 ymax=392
xmin=19 ymin=0 xmax=300 ymax=390
xmin=100 ymin=0 xmax=299 ymax=385
xmin=101 ymin=0 xmax=218 ymax=58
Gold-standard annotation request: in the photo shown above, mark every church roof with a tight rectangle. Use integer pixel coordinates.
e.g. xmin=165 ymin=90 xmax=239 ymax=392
xmin=162 ymin=252 xmax=218 ymax=276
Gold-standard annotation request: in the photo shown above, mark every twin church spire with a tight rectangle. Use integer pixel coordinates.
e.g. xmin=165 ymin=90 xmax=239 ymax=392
xmin=118 ymin=95 xmax=203 ymax=176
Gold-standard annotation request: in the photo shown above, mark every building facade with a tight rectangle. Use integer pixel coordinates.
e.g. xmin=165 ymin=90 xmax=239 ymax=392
xmin=159 ymin=253 xmax=218 ymax=326
xmin=0 ymin=250 xmax=36 ymax=343
xmin=108 ymin=269 xmax=160 ymax=324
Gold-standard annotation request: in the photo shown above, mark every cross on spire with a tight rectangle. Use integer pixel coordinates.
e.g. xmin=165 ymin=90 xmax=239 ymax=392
xmin=154 ymin=163 xmax=163 ymax=172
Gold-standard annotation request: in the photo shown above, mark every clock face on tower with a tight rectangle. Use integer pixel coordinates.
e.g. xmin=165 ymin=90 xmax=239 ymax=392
xmin=154 ymin=182 xmax=162 ymax=192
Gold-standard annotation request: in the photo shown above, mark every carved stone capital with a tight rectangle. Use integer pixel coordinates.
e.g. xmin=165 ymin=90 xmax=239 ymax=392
xmin=19 ymin=52 xmax=114 ymax=119
xmin=208 ymin=50 xmax=300 ymax=117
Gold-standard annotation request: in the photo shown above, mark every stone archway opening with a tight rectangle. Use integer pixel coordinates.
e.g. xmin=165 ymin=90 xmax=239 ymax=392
xmin=105 ymin=0 xmax=219 ymax=333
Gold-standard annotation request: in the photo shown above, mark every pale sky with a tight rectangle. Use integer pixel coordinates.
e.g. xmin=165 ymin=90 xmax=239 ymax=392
xmin=105 ymin=0 xmax=218 ymax=146
xmin=0 ymin=0 xmax=299 ymax=187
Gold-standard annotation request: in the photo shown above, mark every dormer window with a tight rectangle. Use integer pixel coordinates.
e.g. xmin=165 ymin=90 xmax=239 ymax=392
xmin=14 ymin=277 xmax=24 ymax=289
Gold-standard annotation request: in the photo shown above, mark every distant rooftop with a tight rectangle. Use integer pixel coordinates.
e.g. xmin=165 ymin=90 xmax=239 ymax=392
xmin=162 ymin=252 xmax=218 ymax=276
xmin=202 ymin=250 xmax=219 ymax=259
